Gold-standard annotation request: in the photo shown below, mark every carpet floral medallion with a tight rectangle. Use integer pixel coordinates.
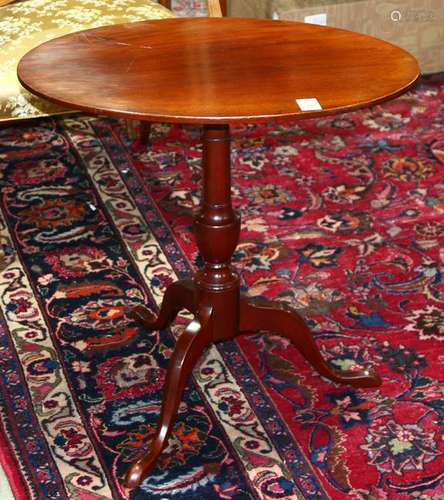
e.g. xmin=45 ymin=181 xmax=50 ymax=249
xmin=0 ymin=76 xmax=443 ymax=499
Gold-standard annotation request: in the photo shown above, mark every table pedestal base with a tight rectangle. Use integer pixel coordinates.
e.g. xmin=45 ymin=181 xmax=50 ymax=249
xmin=124 ymin=124 xmax=381 ymax=489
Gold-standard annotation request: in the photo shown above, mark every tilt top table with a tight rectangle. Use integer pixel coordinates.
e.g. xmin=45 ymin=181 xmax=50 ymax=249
xmin=18 ymin=17 xmax=419 ymax=488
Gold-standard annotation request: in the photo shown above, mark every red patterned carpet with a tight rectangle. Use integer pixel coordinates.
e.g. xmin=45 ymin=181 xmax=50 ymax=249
xmin=0 ymin=76 xmax=443 ymax=499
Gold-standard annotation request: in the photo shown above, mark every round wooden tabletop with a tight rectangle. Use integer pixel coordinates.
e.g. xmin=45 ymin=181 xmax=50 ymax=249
xmin=18 ymin=18 xmax=419 ymax=124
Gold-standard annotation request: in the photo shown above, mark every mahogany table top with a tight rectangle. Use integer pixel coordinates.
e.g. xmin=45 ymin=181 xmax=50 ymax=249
xmin=18 ymin=17 xmax=419 ymax=124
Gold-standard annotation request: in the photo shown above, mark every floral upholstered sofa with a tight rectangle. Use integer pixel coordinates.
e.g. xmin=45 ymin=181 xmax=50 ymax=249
xmin=0 ymin=0 xmax=174 ymax=122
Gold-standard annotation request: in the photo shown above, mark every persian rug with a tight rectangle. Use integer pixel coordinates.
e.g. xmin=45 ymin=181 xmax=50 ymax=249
xmin=0 ymin=75 xmax=443 ymax=500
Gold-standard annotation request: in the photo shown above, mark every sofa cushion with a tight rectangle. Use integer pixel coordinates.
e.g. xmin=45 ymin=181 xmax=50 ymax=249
xmin=0 ymin=0 xmax=174 ymax=122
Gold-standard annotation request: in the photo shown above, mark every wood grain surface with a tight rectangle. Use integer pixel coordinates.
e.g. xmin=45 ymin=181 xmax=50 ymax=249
xmin=18 ymin=17 xmax=419 ymax=123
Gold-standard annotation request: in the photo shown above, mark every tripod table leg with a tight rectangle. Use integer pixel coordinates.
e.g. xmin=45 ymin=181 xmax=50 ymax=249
xmin=129 ymin=279 xmax=196 ymax=332
xmin=239 ymin=298 xmax=381 ymax=388
xmin=125 ymin=305 xmax=213 ymax=488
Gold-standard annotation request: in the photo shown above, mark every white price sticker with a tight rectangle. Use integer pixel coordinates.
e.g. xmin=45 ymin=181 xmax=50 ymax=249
xmin=295 ymin=98 xmax=323 ymax=111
